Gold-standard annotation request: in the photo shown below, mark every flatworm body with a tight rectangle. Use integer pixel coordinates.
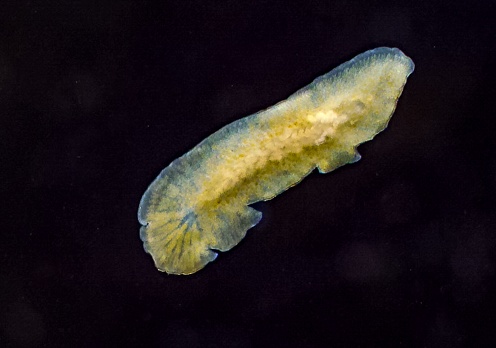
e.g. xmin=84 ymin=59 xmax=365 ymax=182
xmin=138 ymin=47 xmax=414 ymax=275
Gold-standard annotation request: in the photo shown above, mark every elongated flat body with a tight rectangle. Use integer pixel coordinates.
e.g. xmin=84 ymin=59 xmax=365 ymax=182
xmin=138 ymin=47 xmax=414 ymax=275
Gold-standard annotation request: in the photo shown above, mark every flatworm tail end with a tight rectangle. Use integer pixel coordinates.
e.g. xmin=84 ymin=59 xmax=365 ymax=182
xmin=139 ymin=165 xmax=263 ymax=274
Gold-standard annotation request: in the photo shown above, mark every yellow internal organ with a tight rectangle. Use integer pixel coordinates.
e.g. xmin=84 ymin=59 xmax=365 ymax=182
xmin=138 ymin=47 xmax=414 ymax=275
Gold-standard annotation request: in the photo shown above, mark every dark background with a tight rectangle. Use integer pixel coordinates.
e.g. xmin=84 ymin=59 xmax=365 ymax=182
xmin=1 ymin=1 xmax=495 ymax=347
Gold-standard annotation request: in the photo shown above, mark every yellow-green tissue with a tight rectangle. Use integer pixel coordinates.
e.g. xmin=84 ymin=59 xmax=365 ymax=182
xmin=138 ymin=47 xmax=414 ymax=275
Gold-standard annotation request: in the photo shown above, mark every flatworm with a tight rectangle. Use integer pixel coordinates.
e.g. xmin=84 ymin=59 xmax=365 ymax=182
xmin=138 ymin=47 xmax=414 ymax=275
